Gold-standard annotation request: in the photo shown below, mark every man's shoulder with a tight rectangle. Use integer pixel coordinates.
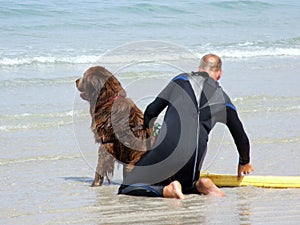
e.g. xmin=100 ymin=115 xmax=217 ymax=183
xmin=172 ymin=73 xmax=189 ymax=82
xmin=172 ymin=71 xmax=208 ymax=82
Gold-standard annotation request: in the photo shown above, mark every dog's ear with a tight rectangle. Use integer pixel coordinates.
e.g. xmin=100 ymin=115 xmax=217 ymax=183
xmin=90 ymin=74 xmax=105 ymax=94
xmin=87 ymin=75 xmax=107 ymax=110
xmin=88 ymin=67 xmax=113 ymax=94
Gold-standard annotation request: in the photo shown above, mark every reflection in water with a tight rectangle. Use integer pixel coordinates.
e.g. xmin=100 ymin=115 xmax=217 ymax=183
xmin=236 ymin=187 xmax=253 ymax=225
xmin=93 ymin=188 xmax=210 ymax=224
xmin=89 ymin=185 xmax=300 ymax=224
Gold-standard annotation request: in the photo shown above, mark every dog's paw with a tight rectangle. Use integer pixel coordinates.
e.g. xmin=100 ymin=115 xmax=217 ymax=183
xmin=91 ymin=180 xmax=103 ymax=187
xmin=91 ymin=173 xmax=104 ymax=187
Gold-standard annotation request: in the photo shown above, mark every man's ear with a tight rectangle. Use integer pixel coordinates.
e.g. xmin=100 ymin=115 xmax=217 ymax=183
xmin=218 ymin=70 xmax=223 ymax=80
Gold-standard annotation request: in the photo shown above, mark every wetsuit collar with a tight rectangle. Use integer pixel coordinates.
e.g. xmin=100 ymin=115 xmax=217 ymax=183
xmin=191 ymin=71 xmax=209 ymax=78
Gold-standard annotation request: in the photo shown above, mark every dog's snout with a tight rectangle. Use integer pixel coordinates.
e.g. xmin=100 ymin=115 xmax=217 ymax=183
xmin=76 ymin=78 xmax=82 ymax=89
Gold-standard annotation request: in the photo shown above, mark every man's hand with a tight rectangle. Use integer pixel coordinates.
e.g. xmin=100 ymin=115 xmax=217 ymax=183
xmin=237 ymin=163 xmax=254 ymax=179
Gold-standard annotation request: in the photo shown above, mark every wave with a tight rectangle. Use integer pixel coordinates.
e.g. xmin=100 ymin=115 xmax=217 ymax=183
xmin=0 ymin=154 xmax=81 ymax=166
xmin=1 ymin=41 xmax=299 ymax=67
xmin=115 ymin=2 xmax=188 ymax=15
xmin=233 ymin=95 xmax=300 ymax=103
xmin=251 ymin=136 xmax=300 ymax=145
xmin=210 ymin=1 xmax=272 ymax=10
xmin=0 ymin=70 xmax=170 ymax=88
xmin=0 ymin=121 xmax=72 ymax=132
xmin=216 ymin=47 xmax=300 ymax=58
xmin=0 ymin=76 xmax=79 ymax=88
xmin=0 ymin=109 xmax=89 ymax=132
xmin=0 ymin=110 xmax=75 ymax=120
xmin=0 ymin=120 xmax=74 ymax=132
xmin=194 ymin=38 xmax=300 ymax=59
xmin=233 ymin=95 xmax=300 ymax=113
xmin=0 ymin=55 xmax=100 ymax=66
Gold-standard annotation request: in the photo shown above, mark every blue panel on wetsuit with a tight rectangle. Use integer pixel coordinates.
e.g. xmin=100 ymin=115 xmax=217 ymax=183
xmin=226 ymin=102 xmax=237 ymax=111
xmin=172 ymin=74 xmax=189 ymax=81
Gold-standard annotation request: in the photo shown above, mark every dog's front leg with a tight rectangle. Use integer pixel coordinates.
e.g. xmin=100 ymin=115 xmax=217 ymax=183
xmin=91 ymin=144 xmax=115 ymax=187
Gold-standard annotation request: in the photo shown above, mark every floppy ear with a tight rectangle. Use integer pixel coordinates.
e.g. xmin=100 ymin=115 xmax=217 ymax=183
xmin=90 ymin=75 xmax=104 ymax=94
xmin=86 ymin=75 xmax=103 ymax=109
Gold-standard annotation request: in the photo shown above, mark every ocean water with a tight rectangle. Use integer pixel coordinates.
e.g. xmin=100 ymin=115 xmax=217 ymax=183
xmin=1 ymin=0 xmax=300 ymax=224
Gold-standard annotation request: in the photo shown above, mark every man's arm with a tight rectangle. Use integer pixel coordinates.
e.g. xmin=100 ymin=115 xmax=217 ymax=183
xmin=226 ymin=104 xmax=254 ymax=178
xmin=144 ymin=80 xmax=176 ymax=129
xmin=144 ymin=97 xmax=168 ymax=129
xmin=226 ymin=105 xmax=250 ymax=164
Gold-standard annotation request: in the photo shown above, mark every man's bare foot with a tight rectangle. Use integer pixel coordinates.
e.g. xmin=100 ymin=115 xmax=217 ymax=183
xmin=163 ymin=181 xmax=185 ymax=199
xmin=196 ymin=178 xmax=225 ymax=197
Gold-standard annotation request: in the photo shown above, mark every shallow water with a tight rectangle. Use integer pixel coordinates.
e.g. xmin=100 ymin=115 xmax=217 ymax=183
xmin=1 ymin=57 xmax=300 ymax=224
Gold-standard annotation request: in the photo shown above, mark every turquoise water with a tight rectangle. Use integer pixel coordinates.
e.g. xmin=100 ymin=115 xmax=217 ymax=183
xmin=0 ymin=0 xmax=299 ymax=66
xmin=1 ymin=1 xmax=300 ymax=224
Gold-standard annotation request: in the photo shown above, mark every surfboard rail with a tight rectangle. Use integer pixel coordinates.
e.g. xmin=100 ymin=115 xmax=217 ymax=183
xmin=200 ymin=171 xmax=300 ymax=188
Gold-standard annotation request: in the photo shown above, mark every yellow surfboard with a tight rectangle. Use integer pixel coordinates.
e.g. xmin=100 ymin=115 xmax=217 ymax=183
xmin=200 ymin=172 xmax=300 ymax=188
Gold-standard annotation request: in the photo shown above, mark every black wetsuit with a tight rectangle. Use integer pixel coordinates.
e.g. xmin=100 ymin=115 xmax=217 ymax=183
xmin=118 ymin=72 xmax=250 ymax=197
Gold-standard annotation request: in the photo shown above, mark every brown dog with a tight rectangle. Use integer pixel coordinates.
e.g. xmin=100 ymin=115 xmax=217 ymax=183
xmin=76 ymin=66 xmax=148 ymax=186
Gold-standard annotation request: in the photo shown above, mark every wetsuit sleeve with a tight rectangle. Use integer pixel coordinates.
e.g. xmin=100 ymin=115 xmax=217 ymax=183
xmin=144 ymin=81 xmax=174 ymax=129
xmin=226 ymin=105 xmax=250 ymax=165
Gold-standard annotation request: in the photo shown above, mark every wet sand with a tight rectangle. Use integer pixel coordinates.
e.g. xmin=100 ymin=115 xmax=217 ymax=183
xmin=2 ymin=144 xmax=300 ymax=225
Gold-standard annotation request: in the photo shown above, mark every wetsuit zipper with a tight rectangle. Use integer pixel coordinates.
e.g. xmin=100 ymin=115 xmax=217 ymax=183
xmin=192 ymin=108 xmax=200 ymax=182
xmin=188 ymin=73 xmax=205 ymax=183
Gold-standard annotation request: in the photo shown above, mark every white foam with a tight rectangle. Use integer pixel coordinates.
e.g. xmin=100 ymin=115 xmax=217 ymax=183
xmin=0 ymin=110 xmax=80 ymax=132
xmin=0 ymin=55 xmax=100 ymax=66
xmin=1 ymin=46 xmax=299 ymax=67
xmin=217 ymin=47 xmax=300 ymax=58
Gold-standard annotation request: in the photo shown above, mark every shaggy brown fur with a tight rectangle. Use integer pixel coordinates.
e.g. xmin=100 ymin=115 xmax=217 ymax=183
xmin=76 ymin=66 xmax=148 ymax=186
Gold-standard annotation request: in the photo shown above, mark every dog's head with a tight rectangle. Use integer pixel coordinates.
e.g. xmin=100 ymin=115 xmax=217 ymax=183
xmin=76 ymin=66 xmax=126 ymax=107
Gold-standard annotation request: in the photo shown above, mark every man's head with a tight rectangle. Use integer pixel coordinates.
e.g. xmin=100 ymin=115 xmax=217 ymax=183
xmin=198 ymin=54 xmax=222 ymax=81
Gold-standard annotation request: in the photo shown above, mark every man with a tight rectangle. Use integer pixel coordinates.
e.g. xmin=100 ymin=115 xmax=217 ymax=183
xmin=118 ymin=54 xmax=254 ymax=199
